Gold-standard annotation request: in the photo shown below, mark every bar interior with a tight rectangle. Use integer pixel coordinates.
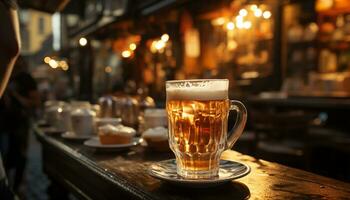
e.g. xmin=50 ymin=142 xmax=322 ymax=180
xmin=1 ymin=0 xmax=350 ymax=199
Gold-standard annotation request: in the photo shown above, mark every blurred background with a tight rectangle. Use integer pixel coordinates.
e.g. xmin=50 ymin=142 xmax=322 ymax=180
xmin=1 ymin=0 xmax=350 ymax=199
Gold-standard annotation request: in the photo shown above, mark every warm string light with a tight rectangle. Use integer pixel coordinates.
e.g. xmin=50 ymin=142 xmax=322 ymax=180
xmin=150 ymin=33 xmax=170 ymax=53
xmin=210 ymin=4 xmax=272 ymax=31
xmin=129 ymin=43 xmax=137 ymax=51
xmin=59 ymin=61 xmax=69 ymax=70
xmin=122 ymin=50 xmax=132 ymax=58
xmin=44 ymin=56 xmax=51 ymax=63
xmin=239 ymin=9 xmax=248 ymax=16
xmin=226 ymin=22 xmax=235 ymax=30
xmin=263 ymin=11 xmax=271 ymax=19
xmin=250 ymin=4 xmax=258 ymax=11
xmin=44 ymin=56 xmax=69 ymax=70
xmin=211 ymin=17 xmax=226 ymax=26
xmin=161 ymin=34 xmax=169 ymax=42
xmin=120 ymin=42 xmax=138 ymax=59
xmin=243 ymin=21 xmax=252 ymax=29
xmin=49 ymin=59 xmax=58 ymax=68
xmin=254 ymin=8 xmax=263 ymax=17
xmin=79 ymin=37 xmax=87 ymax=46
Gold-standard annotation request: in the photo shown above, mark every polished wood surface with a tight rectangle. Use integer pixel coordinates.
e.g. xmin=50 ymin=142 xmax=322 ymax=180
xmin=35 ymin=126 xmax=350 ymax=200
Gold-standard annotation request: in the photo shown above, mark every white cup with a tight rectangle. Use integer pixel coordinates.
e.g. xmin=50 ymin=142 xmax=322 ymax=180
xmin=71 ymin=108 xmax=96 ymax=136
xmin=144 ymin=108 xmax=167 ymax=129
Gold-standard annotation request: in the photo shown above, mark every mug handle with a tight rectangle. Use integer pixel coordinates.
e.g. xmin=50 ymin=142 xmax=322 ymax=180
xmin=226 ymin=100 xmax=247 ymax=150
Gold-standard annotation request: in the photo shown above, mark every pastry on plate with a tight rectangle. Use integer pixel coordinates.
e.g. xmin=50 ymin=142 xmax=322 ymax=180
xmin=98 ymin=124 xmax=136 ymax=145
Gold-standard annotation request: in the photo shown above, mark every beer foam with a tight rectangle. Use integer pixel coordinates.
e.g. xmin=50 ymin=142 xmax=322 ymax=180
xmin=166 ymin=80 xmax=228 ymax=101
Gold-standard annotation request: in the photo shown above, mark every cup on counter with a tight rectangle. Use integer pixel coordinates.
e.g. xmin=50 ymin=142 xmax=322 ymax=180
xmin=166 ymin=79 xmax=247 ymax=179
xmin=44 ymin=101 xmax=66 ymax=126
xmin=71 ymin=108 xmax=96 ymax=136
xmin=56 ymin=104 xmax=72 ymax=132
xmin=144 ymin=108 xmax=167 ymax=130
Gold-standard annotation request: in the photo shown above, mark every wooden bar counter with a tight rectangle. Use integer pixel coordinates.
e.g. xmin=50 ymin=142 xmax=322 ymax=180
xmin=34 ymin=126 xmax=350 ymax=200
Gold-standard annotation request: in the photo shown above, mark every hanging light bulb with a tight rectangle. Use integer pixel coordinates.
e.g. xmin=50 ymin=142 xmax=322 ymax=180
xmin=44 ymin=56 xmax=51 ymax=63
xmin=129 ymin=43 xmax=137 ymax=51
xmin=250 ymin=4 xmax=258 ymax=11
xmin=121 ymin=50 xmax=131 ymax=58
xmin=79 ymin=37 xmax=88 ymax=46
xmin=239 ymin=9 xmax=248 ymax=17
xmin=48 ymin=59 xmax=58 ymax=68
xmin=263 ymin=11 xmax=272 ymax=19
xmin=161 ymin=34 xmax=169 ymax=42
xmin=226 ymin=22 xmax=235 ymax=30
xmin=254 ymin=9 xmax=262 ymax=17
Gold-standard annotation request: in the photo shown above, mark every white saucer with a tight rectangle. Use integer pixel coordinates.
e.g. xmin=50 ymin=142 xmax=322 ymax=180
xmin=84 ymin=137 xmax=142 ymax=151
xmin=61 ymin=132 xmax=93 ymax=141
xmin=148 ymin=159 xmax=250 ymax=187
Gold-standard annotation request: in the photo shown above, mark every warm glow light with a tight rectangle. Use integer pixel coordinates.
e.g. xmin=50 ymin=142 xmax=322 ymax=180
xmin=59 ymin=60 xmax=68 ymax=68
xmin=250 ymin=4 xmax=258 ymax=11
xmin=236 ymin=17 xmax=244 ymax=29
xmin=241 ymin=71 xmax=259 ymax=79
xmin=309 ymin=23 xmax=319 ymax=32
xmin=150 ymin=41 xmax=157 ymax=53
xmin=62 ymin=65 xmax=69 ymax=71
xmin=161 ymin=34 xmax=169 ymax=42
xmin=239 ymin=9 xmax=248 ymax=16
xmin=227 ymin=40 xmax=238 ymax=50
xmin=129 ymin=43 xmax=137 ymax=51
xmin=236 ymin=15 xmax=243 ymax=23
xmin=243 ymin=21 xmax=252 ymax=29
xmin=79 ymin=37 xmax=87 ymax=46
xmin=254 ymin=9 xmax=262 ymax=17
xmin=44 ymin=56 xmax=51 ymax=63
xmin=105 ymin=66 xmax=112 ymax=73
xmin=121 ymin=50 xmax=131 ymax=58
xmin=48 ymin=59 xmax=58 ymax=68
xmin=226 ymin=22 xmax=235 ymax=30
xmin=211 ymin=17 xmax=226 ymax=26
xmin=155 ymin=40 xmax=165 ymax=50
xmin=263 ymin=11 xmax=272 ymax=19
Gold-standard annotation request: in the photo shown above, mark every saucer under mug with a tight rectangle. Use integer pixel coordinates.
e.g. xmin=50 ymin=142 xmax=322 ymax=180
xmin=148 ymin=159 xmax=250 ymax=187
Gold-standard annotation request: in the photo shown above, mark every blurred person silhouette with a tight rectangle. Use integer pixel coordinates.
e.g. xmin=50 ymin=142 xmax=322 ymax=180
xmin=0 ymin=0 xmax=20 ymax=199
xmin=0 ymin=0 xmax=20 ymax=98
xmin=0 ymin=56 xmax=40 ymax=194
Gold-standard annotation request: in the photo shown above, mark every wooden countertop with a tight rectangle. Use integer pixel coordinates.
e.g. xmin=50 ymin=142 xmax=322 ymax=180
xmin=35 ymin=126 xmax=350 ymax=199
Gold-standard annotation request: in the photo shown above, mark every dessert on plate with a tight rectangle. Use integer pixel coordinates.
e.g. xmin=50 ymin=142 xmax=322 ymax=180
xmin=98 ymin=124 xmax=136 ymax=145
xmin=142 ymin=127 xmax=169 ymax=151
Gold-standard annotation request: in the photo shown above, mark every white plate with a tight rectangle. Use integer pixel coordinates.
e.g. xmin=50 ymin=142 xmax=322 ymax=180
xmin=148 ymin=159 xmax=250 ymax=188
xmin=61 ymin=132 xmax=93 ymax=141
xmin=84 ymin=137 xmax=142 ymax=150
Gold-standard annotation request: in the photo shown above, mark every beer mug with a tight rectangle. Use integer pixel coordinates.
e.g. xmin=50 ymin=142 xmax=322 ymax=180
xmin=166 ymin=79 xmax=247 ymax=179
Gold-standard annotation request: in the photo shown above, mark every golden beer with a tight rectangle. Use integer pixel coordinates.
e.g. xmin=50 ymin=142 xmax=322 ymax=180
xmin=166 ymin=79 xmax=247 ymax=179
xmin=167 ymin=100 xmax=229 ymax=175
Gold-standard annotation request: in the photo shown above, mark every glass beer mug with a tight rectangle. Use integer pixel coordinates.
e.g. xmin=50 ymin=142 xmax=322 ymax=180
xmin=166 ymin=79 xmax=247 ymax=179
